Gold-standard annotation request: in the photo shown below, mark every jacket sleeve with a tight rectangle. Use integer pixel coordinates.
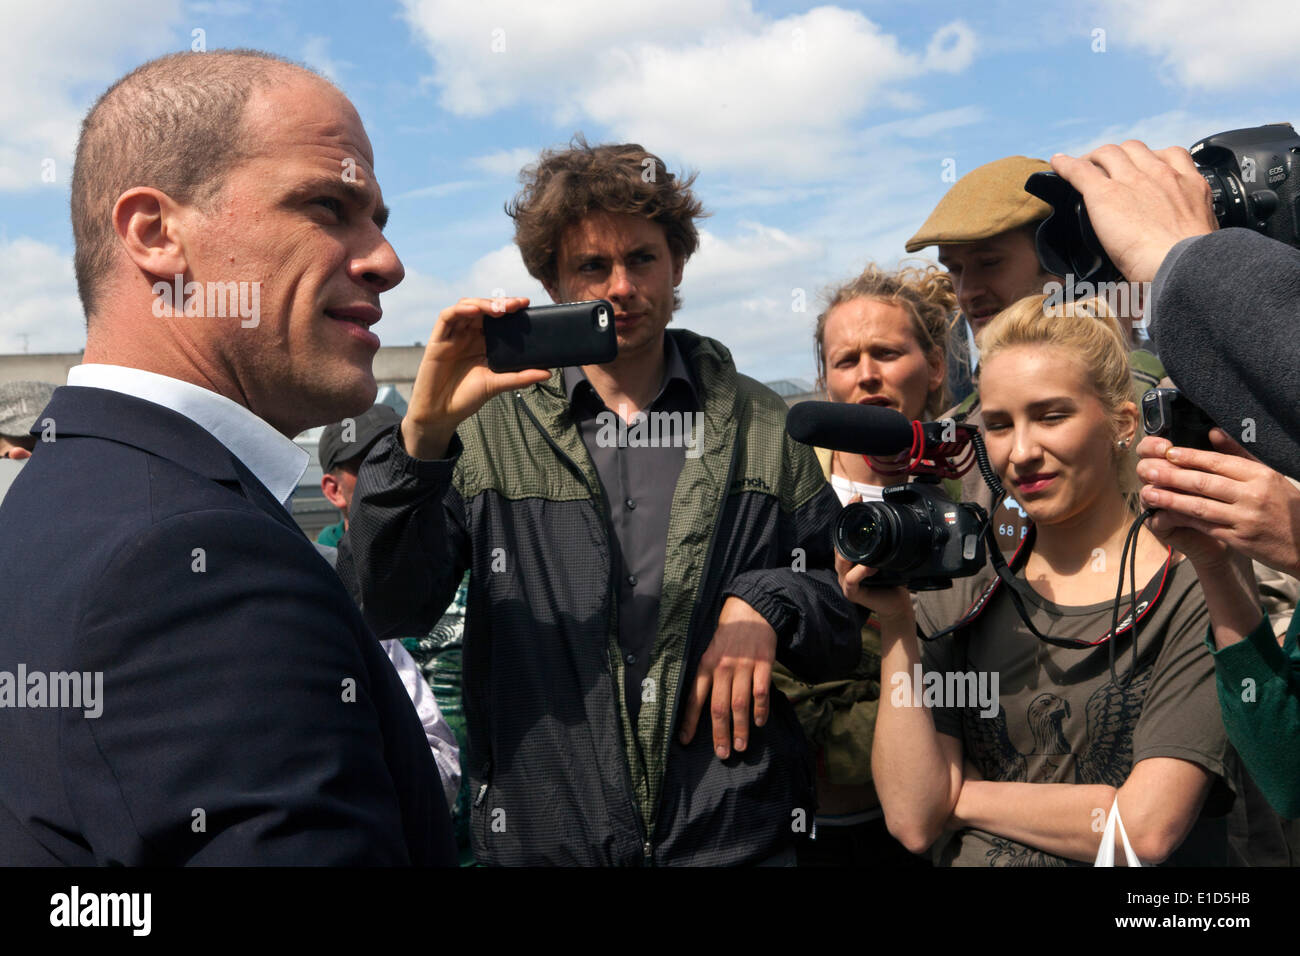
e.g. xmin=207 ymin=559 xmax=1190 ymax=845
xmin=724 ymin=437 xmax=862 ymax=683
xmin=1206 ymin=609 xmax=1300 ymax=818
xmin=1150 ymin=228 xmax=1300 ymax=478
xmin=66 ymin=509 xmax=440 ymax=865
xmin=335 ymin=426 xmax=470 ymax=639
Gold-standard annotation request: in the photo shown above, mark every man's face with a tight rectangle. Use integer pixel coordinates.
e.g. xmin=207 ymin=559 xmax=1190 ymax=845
xmin=937 ymin=226 xmax=1056 ymax=333
xmin=180 ymin=73 xmax=404 ymax=435
xmin=544 ymin=210 xmax=684 ymax=365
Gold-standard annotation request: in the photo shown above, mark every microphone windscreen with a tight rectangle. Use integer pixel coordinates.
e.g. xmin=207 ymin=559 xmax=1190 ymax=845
xmin=785 ymin=401 xmax=914 ymax=456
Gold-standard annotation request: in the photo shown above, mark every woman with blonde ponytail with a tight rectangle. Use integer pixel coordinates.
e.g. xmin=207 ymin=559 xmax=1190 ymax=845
xmin=839 ymin=294 xmax=1241 ymax=867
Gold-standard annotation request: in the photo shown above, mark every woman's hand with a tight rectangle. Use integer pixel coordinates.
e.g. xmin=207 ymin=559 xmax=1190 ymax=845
xmin=833 ymin=497 xmax=915 ymax=625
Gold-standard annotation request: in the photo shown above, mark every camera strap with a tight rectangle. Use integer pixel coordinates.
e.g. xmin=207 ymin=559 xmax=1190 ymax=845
xmin=921 ymin=519 xmax=1174 ymax=664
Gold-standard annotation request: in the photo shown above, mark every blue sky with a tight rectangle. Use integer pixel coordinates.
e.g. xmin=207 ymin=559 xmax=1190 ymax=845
xmin=3 ymin=0 xmax=1299 ymax=383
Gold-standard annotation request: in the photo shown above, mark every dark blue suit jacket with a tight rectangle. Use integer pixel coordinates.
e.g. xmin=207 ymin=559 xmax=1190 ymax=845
xmin=0 ymin=386 xmax=455 ymax=864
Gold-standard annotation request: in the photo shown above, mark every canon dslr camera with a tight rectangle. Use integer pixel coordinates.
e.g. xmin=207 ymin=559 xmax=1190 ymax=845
xmin=1026 ymin=122 xmax=1300 ymax=284
xmin=834 ymin=478 xmax=986 ymax=591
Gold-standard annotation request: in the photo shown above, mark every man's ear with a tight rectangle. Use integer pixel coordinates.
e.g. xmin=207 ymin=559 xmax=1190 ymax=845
xmin=671 ymin=252 xmax=685 ymax=288
xmin=112 ymin=186 xmax=192 ymax=282
xmin=320 ymin=472 xmax=347 ymax=510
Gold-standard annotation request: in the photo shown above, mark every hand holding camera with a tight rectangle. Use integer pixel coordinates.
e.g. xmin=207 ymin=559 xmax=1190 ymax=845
xmin=1041 ymin=142 xmax=1218 ymax=285
xmin=403 ymin=297 xmax=614 ymax=460
xmin=1137 ymin=429 xmax=1300 ymax=581
xmin=833 ymin=495 xmax=918 ymax=627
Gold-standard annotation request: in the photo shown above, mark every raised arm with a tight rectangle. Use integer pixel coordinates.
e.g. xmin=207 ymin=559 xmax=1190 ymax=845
xmin=336 ymin=296 xmax=551 ymax=637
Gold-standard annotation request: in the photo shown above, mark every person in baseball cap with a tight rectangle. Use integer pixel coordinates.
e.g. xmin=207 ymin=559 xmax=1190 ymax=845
xmin=317 ymin=402 xmax=401 ymax=546
xmin=0 ymin=381 xmax=57 ymax=460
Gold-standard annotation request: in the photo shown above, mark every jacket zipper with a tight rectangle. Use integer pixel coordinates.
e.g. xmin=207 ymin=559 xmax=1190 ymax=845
xmin=644 ymin=428 xmax=741 ymax=851
xmin=474 ymin=757 xmax=492 ymax=856
xmin=515 ymin=392 xmax=650 ymax=861
xmin=473 ymin=758 xmax=491 ymax=809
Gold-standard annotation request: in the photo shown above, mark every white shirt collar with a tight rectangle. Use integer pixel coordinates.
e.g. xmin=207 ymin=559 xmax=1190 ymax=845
xmin=66 ymin=364 xmax=308 ymax=509
xmin=966 ymin=317 xmax=980 ymax=372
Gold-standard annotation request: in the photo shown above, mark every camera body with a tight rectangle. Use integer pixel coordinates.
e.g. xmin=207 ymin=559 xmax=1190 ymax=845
xmin=1141 ymin=387 xmax=1217 ymax=451
xmin=1026 ymin=122 xmax=1300 ymax=285
xmin=1191 ymin=124 xmax=1300 ymax=247
xmin=833 ymin=478 xmax=986 ymax=591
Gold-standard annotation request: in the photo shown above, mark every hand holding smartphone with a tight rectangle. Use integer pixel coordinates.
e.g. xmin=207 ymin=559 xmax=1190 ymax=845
xmin=483 ymin=299 xmax=618 ymax=373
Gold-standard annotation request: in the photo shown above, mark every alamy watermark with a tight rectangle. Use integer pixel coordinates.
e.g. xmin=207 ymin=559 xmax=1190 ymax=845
xmin=0 ymin=665 xmax=102 ymax=718
xmin=1043 ymin=274 xmax=1152 ymax=329
xmin=889 ymin=663 xmax=999 ymax=718
xmin=595 ymin=406 xmax=705 ymax=459
xmin=50 ymin=886 xmax=150 ymax=936
xmin=152 ymin=273 xmax=261 ymax=328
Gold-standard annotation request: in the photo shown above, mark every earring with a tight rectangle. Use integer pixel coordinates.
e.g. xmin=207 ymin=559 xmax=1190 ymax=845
xmin=1117 ymin=438 xmax=1131 ymax=450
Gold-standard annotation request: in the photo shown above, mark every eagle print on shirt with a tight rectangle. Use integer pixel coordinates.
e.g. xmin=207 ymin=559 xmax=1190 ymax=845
xmin=956 ymin=665 xmax=1153 ymax=867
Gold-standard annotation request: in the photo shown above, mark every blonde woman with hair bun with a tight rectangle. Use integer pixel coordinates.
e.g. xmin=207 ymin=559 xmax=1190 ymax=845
xmin=837 ymin=293 xmax=1244 ymax=867
xmin=775 ymin=262 xmax=958 ymax=866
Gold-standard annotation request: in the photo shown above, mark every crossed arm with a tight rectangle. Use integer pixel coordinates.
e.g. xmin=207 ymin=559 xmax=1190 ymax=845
xmin=843 ymin=557 xmax=1215 ymax=865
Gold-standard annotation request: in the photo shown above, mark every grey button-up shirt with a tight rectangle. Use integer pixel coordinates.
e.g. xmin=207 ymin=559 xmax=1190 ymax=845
xmin=563 ymin=335 xmax=701 ymax=722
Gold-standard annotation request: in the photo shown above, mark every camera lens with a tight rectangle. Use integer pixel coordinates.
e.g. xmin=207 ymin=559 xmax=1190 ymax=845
xmin=834 ymin=495 xmax=936 ymax=571
xmin=837 ymin=503 xmax=889 ymax=564
xmin=1141 ymin=393 xmax=1164 ymax=434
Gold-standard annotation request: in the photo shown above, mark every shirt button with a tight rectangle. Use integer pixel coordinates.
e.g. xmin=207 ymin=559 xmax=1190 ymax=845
xmin=627 ymin=574 xmax=638 ymax=587
xmin=625 ymin=498 xmax=636 ymax=510
xmin=625 ymin=652 xmax=637 ymax=665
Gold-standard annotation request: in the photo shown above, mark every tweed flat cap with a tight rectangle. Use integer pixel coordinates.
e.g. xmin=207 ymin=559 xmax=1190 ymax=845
xmin=0 ymin=381 xmax=57 ymax=438
xmin=906 ymin=156 xmax=1053 ymax=253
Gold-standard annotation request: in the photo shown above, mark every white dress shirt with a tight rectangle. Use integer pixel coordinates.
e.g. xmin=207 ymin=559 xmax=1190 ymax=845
xmin=382 ymin=639 xmax=462 ymax=812
xmin=67 ymin=364 xmax=308 ymax=508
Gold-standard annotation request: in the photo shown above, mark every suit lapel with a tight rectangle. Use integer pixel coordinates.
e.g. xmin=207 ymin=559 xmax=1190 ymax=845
xmin=39 ymin=386 xmax=305 ymax=537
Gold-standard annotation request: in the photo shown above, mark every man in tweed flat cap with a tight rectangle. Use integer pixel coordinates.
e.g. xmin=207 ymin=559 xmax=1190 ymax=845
xmin=907 ymin=155 xmax=1060 ymax=340
xmin=0 ymin=381 xmax=56 ymax=460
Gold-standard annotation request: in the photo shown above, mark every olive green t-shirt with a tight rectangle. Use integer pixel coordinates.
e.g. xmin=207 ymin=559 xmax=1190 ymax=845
xmin=914 ymin=556 xmax=1238 ymax=866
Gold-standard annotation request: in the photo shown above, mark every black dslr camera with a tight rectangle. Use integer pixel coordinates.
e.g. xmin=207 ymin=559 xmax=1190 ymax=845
xmin=1141 ymin=387 xmax=1217 ymax=451
xmin=1026 ymin=122 xmax=1300 ymax=285
xmin=834 ymin=478 xmax=986 ymax=591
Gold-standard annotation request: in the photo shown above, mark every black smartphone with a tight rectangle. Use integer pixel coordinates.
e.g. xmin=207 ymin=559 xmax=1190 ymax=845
xmin=483 ymin=299 xmax=618 ymax=373
xmin=1141 ymin=387 xmax=1217 ymax=451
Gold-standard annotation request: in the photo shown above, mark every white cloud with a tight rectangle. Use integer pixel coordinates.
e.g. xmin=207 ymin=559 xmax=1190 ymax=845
xmin=0 ymin=239 xmax=85 ymax=353
xmin=399 ymin=1 xmax=977 ymax=177
xmin=1100 ymin=0 xmax=1300 ymax=90
xmin=395 ymin=179 xmax=483 ymax=201
xmin=301 ymin=35 xmax=350 ymax=83
xmin=1053 ymin=109 xmax=1268 ymax=157
xmin=400 ymin=0 xmax=757 ymax=116
xmin=0 ymin=0 xmax=182 ymax=192
xmin=468 ymin=147 xmax=539 ymax=178
xmin=376 ymin=243 xmax=550 ymax=348
xmin=684 ymin=223 xmax=823 ymax=293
